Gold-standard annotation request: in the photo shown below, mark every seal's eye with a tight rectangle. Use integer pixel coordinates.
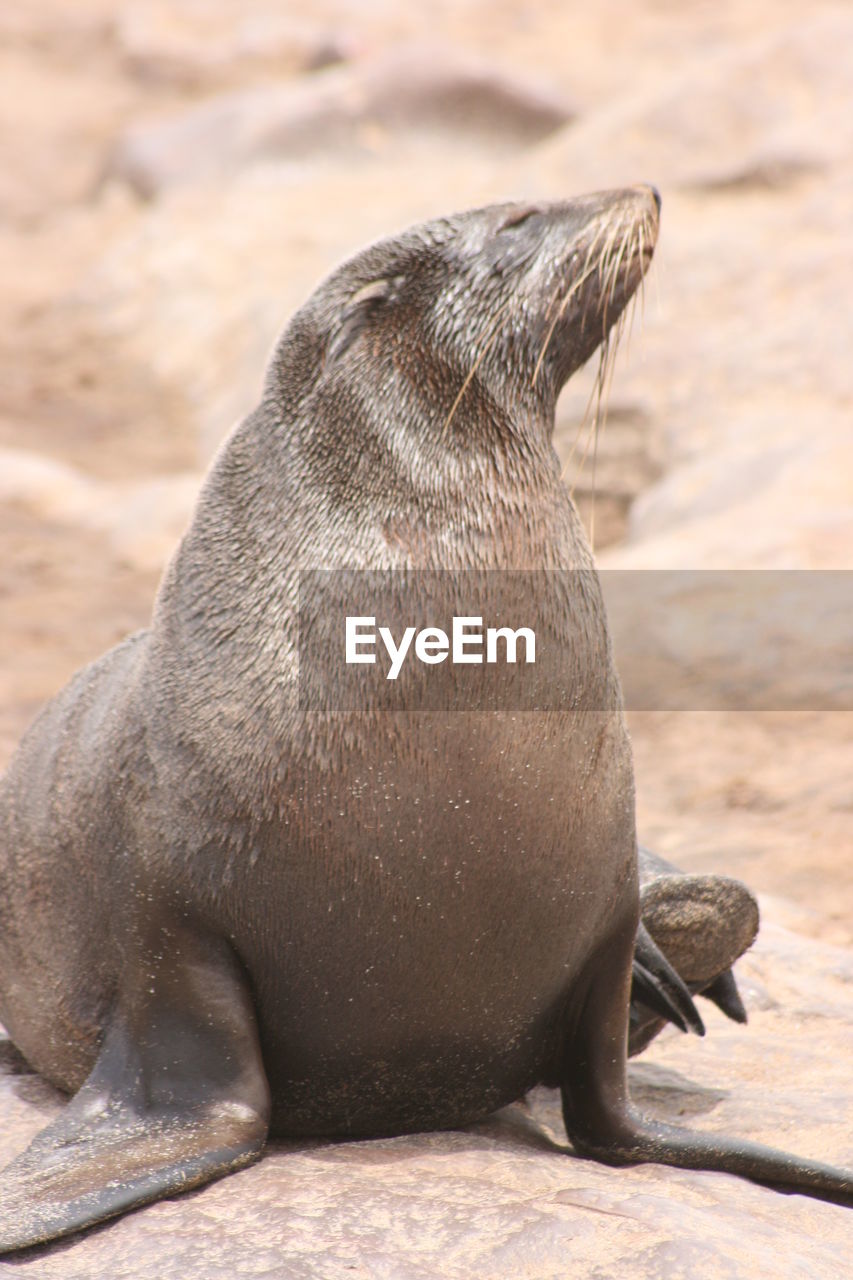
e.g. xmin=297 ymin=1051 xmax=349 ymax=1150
xmin=488 ymin=208 xmax=545 ymax=276
xmin=327 ymin=275 xmax=405 ymax=364
xmin=498 ymin=206 xmax=544 ymax=233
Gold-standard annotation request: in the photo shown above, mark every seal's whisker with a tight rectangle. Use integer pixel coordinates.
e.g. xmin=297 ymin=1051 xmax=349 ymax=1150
xmin=564 ymin=207 xmax=652 ymax=494
xmin=441 ymin=295 xmax=515 ymax=438
xmin=623 ymin=283 xmax=641 ymax=364
xmin=583 ymin=217 xmax=610 ymax=277
xmin=578 ymin=219 xmax=612 ymax=332
xmin=568 ymin=355 xmax=605 ymax=495
xmin=589 ymin=420 xmax=599 ymax=547
xmin=598 ymin=218 xmax=629 ymax=333
xmin=617 ymin=228 xmax=639 ymax=362
xmin=566 ymin=330 xmax=610 ymax=487
xmin=560 ymin=396 xmax=595 ymax=481
xmin=606 ymin=309 xmax=626 ymax=399
xmin=567 ymin=296 xmax=628 ymax=548
xmin=645 ymin=218 xmax=662 ymax=317
xmin=598 ymin=223 xmax=621 ymax=287
xmin=600 ymin=240 xmax=621 ymax=338
xmin=532 ymin=259 xmax=599 ymax=387
xmin=637 ymin=222 xmax=647 ymax=324
xmin=560 ymin=338 xmax=608 ymax=484
xmin=563 ymin=270 xmax=626 ymax=484
xmin=591 ymin=225 xmax=619 ymax=334
xmin=538 ymin=272 xmax=574 ymax=353
xmin=605 ymin=226 xmax=630 ymax=310
xmin=589 ymin=337 xmax=615 ymax=549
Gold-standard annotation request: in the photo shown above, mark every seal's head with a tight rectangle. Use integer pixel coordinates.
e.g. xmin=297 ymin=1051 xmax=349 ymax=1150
xmin=265 ymin=187 xmax=659 ymax=451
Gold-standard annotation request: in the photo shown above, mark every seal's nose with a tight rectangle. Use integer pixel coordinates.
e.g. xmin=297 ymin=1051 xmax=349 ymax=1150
xmin=650 ymin=185 xmax=662 ymax=214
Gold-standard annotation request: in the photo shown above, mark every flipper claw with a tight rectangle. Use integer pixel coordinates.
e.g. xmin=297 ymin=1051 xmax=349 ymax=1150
xmin=632 ymin=922 xmax=706 ymax=1038
xmin=701 ymin=968 xmax=748 ymax=1024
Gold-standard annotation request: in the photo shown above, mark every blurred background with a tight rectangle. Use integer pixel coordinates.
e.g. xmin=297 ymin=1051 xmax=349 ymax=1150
xmin=1 ymin=0 xmax=850 ymax=933
xmin=0 ymin=4 xmax=851 ymax=1272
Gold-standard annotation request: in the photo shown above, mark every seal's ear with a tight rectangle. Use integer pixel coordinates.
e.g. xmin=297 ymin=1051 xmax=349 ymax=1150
xmin=327 ymin=275 xmax=405 ymax=364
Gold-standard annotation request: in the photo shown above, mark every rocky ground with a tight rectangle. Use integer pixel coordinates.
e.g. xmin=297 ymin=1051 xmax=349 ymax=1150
xmin=0 ymin=2 xmax=850 ymax=1276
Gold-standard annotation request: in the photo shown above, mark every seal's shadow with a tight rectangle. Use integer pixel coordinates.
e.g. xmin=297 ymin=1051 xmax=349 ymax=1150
xmin=294 ymin=1096 xmax=572 ymax=1171
xmin=628 ymin=1062 xmax=729 ymax=1119
xmin=0 ymin=1033 xmax=66 ymax=1112
xmin=276 ymin=1069 xmax=728 ymax=1175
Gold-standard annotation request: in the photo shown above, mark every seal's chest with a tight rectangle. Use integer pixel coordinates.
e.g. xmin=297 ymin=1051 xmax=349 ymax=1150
xmin=253 ymin=711 xmax=631 ymax=1088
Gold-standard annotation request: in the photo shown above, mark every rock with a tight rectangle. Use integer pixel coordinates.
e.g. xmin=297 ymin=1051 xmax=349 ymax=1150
xmin=0 ymin=449 xmax=96 ymax=525
xmin=108 ymin=42 xmax=574 ymax=197
xmin=1 ymin=911 xmax=850 ymax=1277
xmin=115 ymin=4 xmax=351 ymax=89
xmin=0 ymin=447 xmax=198 ymax=573
xmin=511 ymin=12 xmax=853 ymax=196
xmin=599 ymin=567 xmax=853 ymax=712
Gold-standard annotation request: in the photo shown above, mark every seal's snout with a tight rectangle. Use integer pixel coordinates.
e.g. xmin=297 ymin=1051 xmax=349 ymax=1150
xmin=518 ymin=186 xmax=659 ymax=397
xmin=648 ymin=185 xmax=662 ymax=215
xmin=626 ymin=183 xmax=660 ymax=218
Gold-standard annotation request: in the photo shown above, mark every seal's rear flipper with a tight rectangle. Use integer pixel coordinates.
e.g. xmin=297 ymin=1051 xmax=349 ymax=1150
xmin=0 ymin=931 xmax=270 ymax=1254
xmin=563 ymin=910 xmax=853 ymax=1205
xmin=631 ymin=922 xmax=705 ymax=1037
xmin=701 ymin=968 xmax=747 ymax=1023
xmin=630 ymin=847 xmax=759 ymax=1056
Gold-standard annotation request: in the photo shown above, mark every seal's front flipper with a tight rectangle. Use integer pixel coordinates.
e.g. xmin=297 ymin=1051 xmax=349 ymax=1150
xmin=0 ymin=930 xmax=270 ymax=1254
xmin=562 ymin=911 xmax=853 ymax=1205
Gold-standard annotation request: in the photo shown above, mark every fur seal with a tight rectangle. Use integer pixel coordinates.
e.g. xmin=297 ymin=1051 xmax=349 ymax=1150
xmin=0 ymin=188 xmax=850 ymax=1252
